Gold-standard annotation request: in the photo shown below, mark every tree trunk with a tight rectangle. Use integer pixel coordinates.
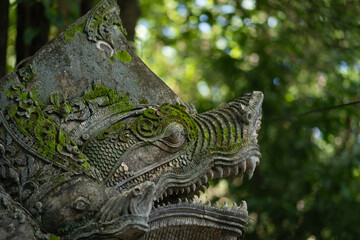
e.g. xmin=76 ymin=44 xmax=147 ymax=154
xmin=81 ymin=0 xmax=94 ymax=16
xmin=16 ymin=1 xmax=50 ymax=64
xmin=117 ymin=0 xmax=140 ymax=42
xmin=0 ymin=0 xmax=9 ymax=76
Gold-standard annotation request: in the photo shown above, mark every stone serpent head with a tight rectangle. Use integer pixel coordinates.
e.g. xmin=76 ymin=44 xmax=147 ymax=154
xmin=81 ymin=91 xmax=263 ymax=205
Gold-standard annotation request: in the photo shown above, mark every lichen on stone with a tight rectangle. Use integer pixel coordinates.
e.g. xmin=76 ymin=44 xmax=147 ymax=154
xmin=49 ymin=234 xmax=61 ymax=240
xmin=109 ymin=50 xmax=132 ymax=63
xmin=6 ymin=65 xmax=91 ymax=172
xmin=132 ymin=103 xmax=198 ymax=141
xmin=83 ymin=84 xmax=134 ymax=114
xmin=64 ymin=19 xmax=86 ymax=42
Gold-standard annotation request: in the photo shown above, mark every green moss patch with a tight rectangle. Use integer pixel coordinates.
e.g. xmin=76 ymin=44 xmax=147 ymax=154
xmin=49 ymin=234 xmax=61 ymax=240
xmin=109 ymin=50 xmax=132 ymax=63
xmin=7 ymin=65 xmax=91 ymax=172
xmin=83 ymin=84 xmax=134 ymax=115
xmin=132 ymin=104 xmax=198 ymax=141
xmin=64 ymin=20 xmax=86 ymax=42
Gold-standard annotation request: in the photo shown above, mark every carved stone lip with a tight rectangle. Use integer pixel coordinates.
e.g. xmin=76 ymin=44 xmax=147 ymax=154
xmin=146 ymin=199 xmax=249 ymax=239
xmin=96 ymin=215 xmax=149 ymax=237
xmin=152 ymin=144 xmax=261 ymax=202
xmin=109 ymin=141 xmax=260 ymax=208
xmin=67 ymin=216 xmax=149 ymax=240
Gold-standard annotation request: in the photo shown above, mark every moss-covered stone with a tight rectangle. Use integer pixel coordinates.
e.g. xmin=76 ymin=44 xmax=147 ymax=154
xmin=131 ymin=103 xmax=198 ymax=141
xmin=64 ymin=20 xmax=86 ymax=42
xmin=83 ymin=84 xmax=135 ymax=115
xmin=7 ymin=65 xmax=91 ymax=172
xmin=81 ymin=162 xmax=92 ymax=171
xmin=49 ymin=234 xmax=61 ymax=240
xmin=109 ymin=50 xmax=132 ymax=63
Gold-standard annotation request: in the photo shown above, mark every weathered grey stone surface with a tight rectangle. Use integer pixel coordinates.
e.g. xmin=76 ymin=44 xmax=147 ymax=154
xmin=0 ymin=0 xmax=263 ymax=239
xmin=141 ymin=200 xmax=249 ymax=240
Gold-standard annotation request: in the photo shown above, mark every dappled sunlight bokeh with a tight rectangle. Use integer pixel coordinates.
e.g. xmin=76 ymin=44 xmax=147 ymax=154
xmin=135 ymin=0 xmax=360 ymax=239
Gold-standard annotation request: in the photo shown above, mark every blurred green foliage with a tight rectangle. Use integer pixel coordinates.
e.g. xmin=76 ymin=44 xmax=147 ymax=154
xmin=135 ymin=0 xmax=360 ymax=239
xmin=5 ymin=0 xmax=360 ymax=239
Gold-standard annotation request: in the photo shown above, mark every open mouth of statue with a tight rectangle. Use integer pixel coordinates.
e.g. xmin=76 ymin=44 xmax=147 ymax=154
xmin=153 ymin=154 xmax=260 ymax=208
xmin=144 ymin=152 xmax=261 ymax=239
xmin=111 ymin=145 xmax=261 ymax=211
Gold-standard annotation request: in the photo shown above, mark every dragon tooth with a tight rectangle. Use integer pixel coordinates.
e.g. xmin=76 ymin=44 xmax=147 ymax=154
xmin=239 ymin=171 xmax=244 ymax=180
xmin=196 ymin=179 xmax=202 ymax=186
xmin=215 ymin=166 xmax=223 ymax=178
xmin=185 ymin=198 xmax=189 ymax=203
xmin=222 ymin=201 xmax=228 ymax=209
xmin=163 ymin=191 xmax=168 ymax=198
xmin=215 ymin=201 xmax=219 ymax=208
xmin=207 ymin=169 xmax=214 ymax=179
xmin=159 ymin=195 xmax=164 ymax=201
xmin=180 ymin=188 xmax=185 ymax=194
xmin=174 ymin=188 xmax=179 ymax=195
xmin=202 ymin=174 xmax=208 ymax=183
xmin=186 ymin=186 xmax=191 ymax=193
xmin=239 ymin=161 xmax=246 ymax=172
xmin=224 ymin=167 xmax=231 ymax=177
xmin=178 ymin=198 xmax=182 ymax=204
xmin=207 ymin=201 xmax=211 ymax=207
xmin=233 ymin=165 xmax=239 ymax=176
xmin=191 ymin=183 xmax=196 ymax=191
xmin=167 ymin=188 xmax=173 ymax=195
xmin=232 ymin=202 xmax=238 ymax=211
xmin=239 ymin=200 xmax=248 ymax=212
xmin=246 ymin=156 xmax=260 ymax=179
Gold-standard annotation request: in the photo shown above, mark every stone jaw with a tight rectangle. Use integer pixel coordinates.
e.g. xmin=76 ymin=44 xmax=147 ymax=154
xmin=143 ymin=199 xmax=249 ymax=240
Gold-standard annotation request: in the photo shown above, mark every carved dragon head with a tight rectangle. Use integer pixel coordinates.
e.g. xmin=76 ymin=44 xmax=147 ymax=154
xmin=81 ymin=91 xmax=263 ymax=205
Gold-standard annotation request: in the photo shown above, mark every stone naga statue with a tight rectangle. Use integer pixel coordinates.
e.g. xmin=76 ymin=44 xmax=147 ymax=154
xmin=0 ymin=0 xmax=263 ymax=239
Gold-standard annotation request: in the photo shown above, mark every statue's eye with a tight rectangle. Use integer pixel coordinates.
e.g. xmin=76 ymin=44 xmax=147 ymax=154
xmin=161 ymin=123 xmax=186 ymax=148
xmin=73 ymin=197 xmax=90 ymax=210
xmin=163 ymin=131 xmax=184 ymax=144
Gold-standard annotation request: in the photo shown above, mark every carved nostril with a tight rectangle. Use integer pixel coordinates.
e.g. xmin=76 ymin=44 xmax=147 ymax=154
xmin=133 ymin=187 xmax=141 ymax=196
